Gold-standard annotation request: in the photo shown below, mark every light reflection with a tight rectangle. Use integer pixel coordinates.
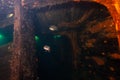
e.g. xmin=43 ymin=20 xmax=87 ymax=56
xmin=35 ymin=36 xmax=39 ymax=41
xmin=0 ymin=34 xmax=4 ymax=40
xmin=54 ymin=35 xmax=61 ymax=39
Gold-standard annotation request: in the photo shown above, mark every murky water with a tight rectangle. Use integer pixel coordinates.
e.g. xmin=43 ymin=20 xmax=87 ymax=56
xmin=0 ymin=1 xmax=120 ymax=80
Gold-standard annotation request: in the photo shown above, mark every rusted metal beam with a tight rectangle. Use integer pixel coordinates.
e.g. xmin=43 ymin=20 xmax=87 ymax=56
xmin=10 ymin=0 xmax=22 ymax=79
xmin=10 ymin=0 xmax=37 ymax=80
xmin=92 ymin=0 xmax=120 ymax=51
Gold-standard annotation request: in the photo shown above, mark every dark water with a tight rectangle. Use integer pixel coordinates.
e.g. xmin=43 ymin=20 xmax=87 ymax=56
xmin=36 ymin=34 xmax=73 ymax=80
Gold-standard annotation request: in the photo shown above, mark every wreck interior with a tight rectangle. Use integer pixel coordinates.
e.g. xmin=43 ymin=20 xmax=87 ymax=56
xmin=0 ymin=0 xmax=120 ymax=80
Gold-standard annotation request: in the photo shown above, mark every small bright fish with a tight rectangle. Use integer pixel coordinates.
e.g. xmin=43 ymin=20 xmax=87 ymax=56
xmin=43 ymin=45 xmax=51 ymax=52
xmin=7 ymin=13 xmax=14 ymax=18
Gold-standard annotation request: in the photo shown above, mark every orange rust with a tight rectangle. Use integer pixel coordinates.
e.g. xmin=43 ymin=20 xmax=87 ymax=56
xmin=93 ymin=0 xmax=120 ymax=50
xmin=109 ymin=76 xmax=116 ymax=80
xmin=88 ymin=0 xmax=120 ymax=52
xmin=73 ymin=0 xmax=80 ymax=2
xmin=92 ymin=56 xmax=105 ymax=66
xmin=109 ymin=53 xmax=120 ymax=59
xmin=72 ymin=0 xmax=120 ymax=51
xmin=109 ymin=67 xmax=115 ymax=71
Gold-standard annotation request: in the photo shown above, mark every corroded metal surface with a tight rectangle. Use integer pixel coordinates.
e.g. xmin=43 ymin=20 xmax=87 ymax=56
xmin=0 ymin=0 xmax=120 ymax=80
xmin=10 ymin=0 xmax=37 ymax=80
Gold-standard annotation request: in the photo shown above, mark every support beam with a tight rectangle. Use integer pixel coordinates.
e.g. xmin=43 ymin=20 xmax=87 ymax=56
xmin=93 ymin=0 xmax=120 ymax=51
xmin=10 ymin=0 xmax=37 ymax=80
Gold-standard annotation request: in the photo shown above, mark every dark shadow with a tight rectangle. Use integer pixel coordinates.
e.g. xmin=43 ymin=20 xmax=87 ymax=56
xmin=36 ymin=34 xmax=73 ymax=80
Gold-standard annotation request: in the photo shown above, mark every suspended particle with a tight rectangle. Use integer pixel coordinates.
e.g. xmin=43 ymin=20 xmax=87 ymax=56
xmin=101 ymin=52 xmax=105 ymax=56
xmin=104 ymin=40 xmax=107 ymax=43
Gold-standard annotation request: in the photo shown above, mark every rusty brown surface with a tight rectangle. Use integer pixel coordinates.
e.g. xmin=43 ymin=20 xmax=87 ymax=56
xmin=92 ymin=0 xmax=120 ymax=50
xmin=10 ymin=0 xmax=37 ymax=80
xmin=0 ymin=0 xmax=119 ymax=80
xmin=33 ymin=0 xmax=120 ymax=50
